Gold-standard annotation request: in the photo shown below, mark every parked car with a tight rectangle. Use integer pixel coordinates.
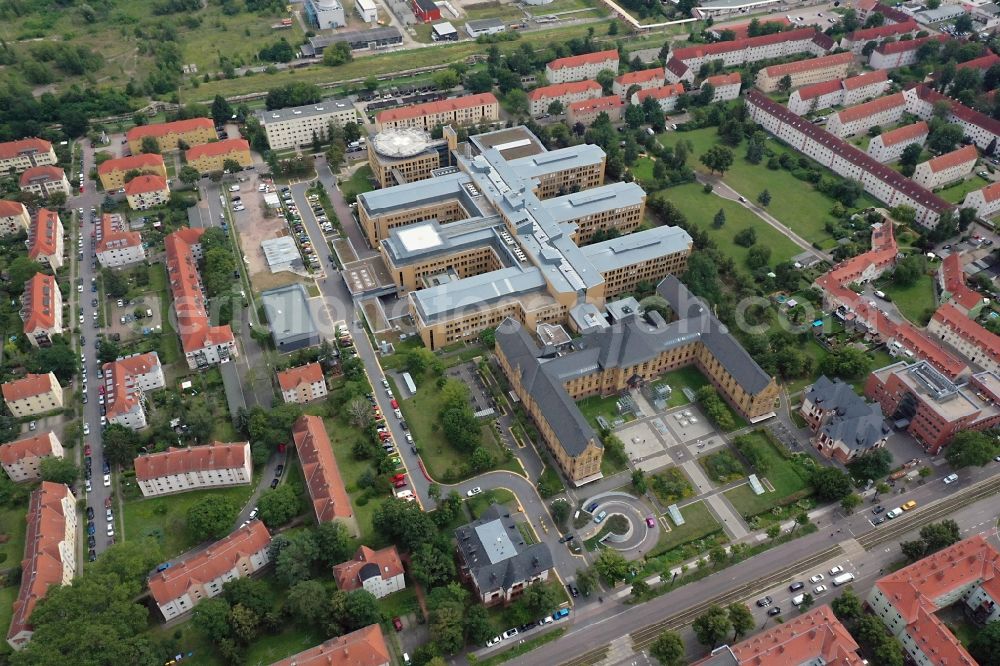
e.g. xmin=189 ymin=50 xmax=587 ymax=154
xmin=467 ymin=487 xmax=482 ymax=497
xmin=756 ymin=596 xmax=772 ymax=607
xmin=501 ymin=628 xmax=518 ymax=640
xmin=767 ymin=606 xmax=781 ymax=616
xmin=789 ymin=582 xmax=804 ymax=592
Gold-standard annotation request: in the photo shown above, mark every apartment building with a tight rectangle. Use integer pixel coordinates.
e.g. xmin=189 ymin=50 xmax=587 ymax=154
xmin=867 ymin=121 xmax=929 ymax=163
xmin=612 ymin=67 xmax=665 ymax=100
xmin=668 ymin=27 xmax=831 ymax=71
xmin=27 ymin=208 xmax=64 ymax=272
xmin=632 ymin=84 xmax=686 ymax=112
xmin=332 ymin=546 xmax=405 ymax=598
xmin=149 ymin=522 xmax=271 ymax=620
xmin=272 ymin=625 xmax=390 ymax=666
xmin=126 ymin=117 xmax=216 ymax=153
xmin=96 ymin=213 xmax=145 ymax=268
xmin=103 ymin=353 xmax=166 ymax=431
xmin=956 ymin=52 xmax=1000 ymax=74
xmin=0 ymin=138 xmax=57 ymax=176
xmin=185 ymin=138 xmax=253 ymax=174
xmin=165 ymin=228 xmax=238 ymax=369
xmin=787 ymin=70 xmax=891 ymax=115
xmin=870 ymin=34 xmax=949 ymax=69
xmin=256 ymin=100 xmax=357 ymax=151
xmin=904 ymin=83 xmax=1000 ymax=151
xmin=701 ymin=72 xmax=742 ymax=102
xmin=755 ymin=52 xmax=854 ymax=93
xmin=0 ymin=431 xmax=63 ymax=483
xmin=962 ymin=180 xmax=1000 ymax=220
xmin=938 ymin=252 xmax=983 ymax=315
xmin=826 ymin=92 xmax=907 ymax=138
xmin=664 ymin=57 xmax=694 ymax=84
xmin=455 ymin=504 xmax=553 ymax=605
xmin=694 ymin=606 xmax=864 ymax=665
xmin=545 ymin=49 xmax=619 ymax=84
xmin=841 ymin=20 xmax=920 ymax=54
xmin=744 ymin=91 xmax=953 ymax=228
xmin=20 ymin=273 xmax=62 ymax=347
xmin=1 ymin=373 xmax=63 ymax=418
xmin=19 ymin=166 xmax=69 ymax=198
xmin=375 ymin=93 xmax=499 ymax=132
xmin=865 ymin=361 xmax=1000 ymax=453
xmin=134 ymin=442 xmax=252 ymax=497
xmin=0 ymin=200 xmax=30 ymax=236
xmin=567 ymin=95 xmax=624 ymax=125
xmin=124 ymin=174 xmax=170 ymax=210
xmin=528 ymin=81 xmax=602 ymax=117
xmin=867 ymin=535 xmax=1000 ymax=666
xmin=912 ymin=145 xmax=978 ymax=189
xmin=928 ymin=304 xmax=1000 ymax=375
xmin=277 ymin=362 xmax=328 ymax=404
xmin=6 ymin=482 xmax=76 ymax=651
xmin=800 ymin=376 xmax=888 ymax=462
xmin=292 ymin=415 xmax=357 ymax=533
xmin=96 ymin=153 xmax=166 ymax=191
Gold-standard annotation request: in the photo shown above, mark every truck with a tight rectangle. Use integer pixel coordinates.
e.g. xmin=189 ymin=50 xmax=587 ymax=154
xmin=832 ymin=573 xmax=855 ymax=586
xmin=886 ymin=507 xmax=904 ymax=519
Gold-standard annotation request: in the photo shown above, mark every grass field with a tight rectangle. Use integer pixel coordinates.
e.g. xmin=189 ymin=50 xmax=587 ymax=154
xmin=723 ymin=431 xmax=811 ymax=517
xmin=339 ymin=165 xmax=375 ymax=201
xmin=0 ymin=506 xmax=27 ymax=572
xmin=934 ymin=174 xmax=991 ymax=205
xmin=882 ymin=273 xmax=937 ymax=325
xmin=465 ymin=2 xmax=526 ymax=21
xmin=653 ymin=500 xmax=723 ymax=553
xmin=652 ymin=183 xmax=802 ymax=271
xmin=699 ymin=449 xmax=747 ymax=484
xmin=322 ymin=413 xmax=391 ymax=545
xmin=577 ymin=393 xmax=630 ymax=429
xmin=0 ymin=584 xmax=17 ymax=644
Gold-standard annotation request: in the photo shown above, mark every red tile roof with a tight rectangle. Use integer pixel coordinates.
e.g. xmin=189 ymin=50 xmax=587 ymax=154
xmin=615 ymin=68 xmax=664 ymax=86
xmin=134 ymin=442 xmax=249 ymax=482
xmin=957 ymin=52 xmax=1000 ymax=72
xmin=0 ymin=200 xmax=26 ymax=217
xmin=835 ymin=91 xmax=906 ymax=124
xmin=277 ymin=363 xmax=324 ymax=391
xmin=527 ymin=80 xmax=602 ymax=101
xmin=27 ymin=208 xmax=61 ymax=261
xmin=727 ymin=606 xmax=863 ymax=665
xmin=761 ymin=51 xmax=853 ymax=78
xmin=0 ymin=432 xmax=58 ymax=466
xmin=165 ymin=228 xmax=236 ymax=358
xmin=0 ymin=138 xmax=52 ymax=161
xmin=102 ymin=353 xmax=162 ymax=420
xmin=712 ymin=17 xmax=791 ymax=39
xmin=847 ymin=19 xmax=919 ymax=42
xmin=546 ymin=49 xmax=618 ymax=71
xmin=21 ymin=273 xmax=59 ymax=335
xmin=185 ymin=138 xmax=251 ymax=160
xmin=126 ymin=118 xmax=214 ymax=142
xmin=7 ymin=482 xmax=72 ymax=647
xmin=96 ymin=153 xmax=164 ymax=176
xmin=270 ymin=625 xmax=390 ymax=666
xmin=124 ymin=174 xmax=167 ymax=196
xmin=2 ymin=373 xmax=57 ymax=403
xmin=923 ymin=144 xmax=978 ymax=173
xmin=873 ymin=3 xmax=912 ymax=23
xmin=795 ymin=79 xmax=843 ymax=101
xmin=876 ymin=120 xmax=928 ymax=147
xmin=672 ymin=27 xmax=820 ymax=62
xmin=932 ymin=303 xmax=1000 ymax=365
xmin=19 ymin=166 xmax=64 ymax=187
xmin=332 ymin=545 xmax=404 ymax=591
xmin=911 ymin=83 xmax=1000 ymax=138
xmin=875 ymin=34 xmax=947 ymax=55
xmin=665 ymin=58 xmax=690 ymax=78
xmin=973 ymin=180 xmax=1000 ymax=204
xmin=96 ymin=213 xmax=142 ymax=254
xmin=843 ymin=69 xmax=889 ymax=90
xmin=376 ymin=93 xmax=498 ymax=124
xmin=568 ymin=95 xmax=624 ymax=114
xmin=905 ymin=605 xmax=977 ymax=666
xmin=704 ymin=72 xmax=742 ymax=87
xmin=292 ymin=415 xmax=353 ymax=523
xmin=148 ymin=522 xmax=271 ymax=607
xmin=636 ymin=84 xmax=686 ymax=101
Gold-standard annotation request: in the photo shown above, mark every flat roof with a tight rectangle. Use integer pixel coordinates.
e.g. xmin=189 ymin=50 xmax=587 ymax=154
xmin=256 ymin=98 xmax=354 ymax=125
xmin=260 ymin=283 xmax=319 ymax=342
xmin=432 ymin=21 xmax=457 ymax=35
xmin=396 ymin=224 xmax=444 ymax=252
xmin=382 ymin=217 xmax=506 ymax=265
xmin=541 ymin=181 xmax=645 ymax=225
xmin=467 ymin=17 xmax=506 ymax=30
xmin=412 ymin=265 xmax=550 ymax=322
xmin=261 ymin=236 xmax=302 ymax=267
xmin=581 ymin=225 xmax=692 ymax=273
xmin=470 ymin=127 xmax=546 ymax=160
xmin=359 ymin=171 xmax=479 ymax=216
xmin=507 ymin=144 xmax=605 ymax=181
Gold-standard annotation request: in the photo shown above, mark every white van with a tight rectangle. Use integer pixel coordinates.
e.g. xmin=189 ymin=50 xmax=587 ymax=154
xmin=874 ymin=290 xmax=887 ymax=299
xmin=792 ymin=594 xmax=805 ymax=606
xmin=395 ymin=489 xmax=413 ymax=499
xmin=832 ymin=573 xmax=855 ymax=586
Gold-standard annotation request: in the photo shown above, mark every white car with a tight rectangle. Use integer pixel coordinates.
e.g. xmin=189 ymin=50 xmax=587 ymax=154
xmin=467 ymin=487 xmax=483 ymax=497
xmin=829 ymin=565 xmax=844 ymax=576
xmin=100 ymin=416 xmax=107 ymax=426
xmin=486 ymin=636 xmax=502 ymax=648
xmin=103 ymin=474 xmax=111 ymax=487
xmin=107 ymin=524 xmax=115 ymax=537
xmin=85 ymin=479 xmax=92 ymax=493
xmin=943 ymin=473 xmax=958 ymax=484
xmin=501 ymin=628 xmax=518 ymax=640
xmin=813 ymin=585 xmax=827 ymax=595
xmin=106 ymin=509 xmax=113 ymax=522
xmin=809 ymin=574 xmax=824 ymax=584
xmin=83 ymin=423 xmax=90 ymax=435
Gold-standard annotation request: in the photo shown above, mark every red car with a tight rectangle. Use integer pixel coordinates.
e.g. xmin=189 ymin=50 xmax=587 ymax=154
xmin=390 ymin=399 xmax=399 ymax=409
xmin=394 ymin=480 xmax=407 ymax=489
xmin=392 ymin=617 xmax=403 ymax=632
xmin=379 ymin=433 xmax=391 ymax=441
xmin=84 ymin=444 xmax=91 ymax=456
xmin=392 ymin=473 xmax=405 ymax=482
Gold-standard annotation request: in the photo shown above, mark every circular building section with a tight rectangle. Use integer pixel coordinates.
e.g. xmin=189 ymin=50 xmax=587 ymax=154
xmin=372 ymin=128 xmax=431 ymax=159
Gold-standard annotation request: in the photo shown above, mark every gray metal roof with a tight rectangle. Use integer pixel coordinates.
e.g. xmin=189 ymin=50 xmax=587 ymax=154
xmin=307 ymin=27 xmax=401 ymax=50
xmin=381 ymin=217 xmax=509 ymax=265
xmin=261 ymin=236 xmax=302 ymax=268
xmin=506 ymin=144 xmax=606 ymax=181
xmin=411 ymin=266 xmax=549 ymax=323
xmin=807 ymin=376 xmax=889 ymax=453
xmin=580 ymin=223 xmax=691 ymax=274
xmin=255 ymin=98 xmax=354 ymax=126
xmin=466 ymin=18 xmax=506 ymax=30
xmin=455 ymin=504 xmax=554 ymax=596
xmin=915 ymin=5 xmax=965 ymax=22
xmin=260 ymin=283 xmax=319 ymax=343
xmin=358 ymin=171 xmax=483 ymax=218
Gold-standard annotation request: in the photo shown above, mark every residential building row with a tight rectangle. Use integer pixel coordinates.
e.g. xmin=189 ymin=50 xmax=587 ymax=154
xmin=0 ymin=138 xmax=57 ymax=176
xmin=800 ymin=376 xmax=889 ymax=462
xmin=19 ymin=166 xmax=70 ymax=199
xmin=277 ymin=362 xmax=328 ymax=404
xmin=528 ymin=80 xmax=602 ymax=117
xmin=27 ymin=208 xmax=64 ymax=272
xmin=632 ymin=84 xmax=687 ymax=112
xmin=256 ymin=100 xmax=357 ymax=151
xmin=292 ymin=415 xmax=357 ymax=534
xmin=184 ymin=138 xmax=253 ymax=174
xmin=374 ymin=93 xmax=499 ymax=132
xmin=825 ymin=92 xmax=907 ymax=139
xmin=962 ymin=180 xmax=1000 ymax=220
xmin=0 ymin=200 xmax=30 ymax=236
xmin=612 ymin=67 xmax=664 ymax=100
xmin=134 ymin=442 xmax=252 ymax=497
xmin=165 ymin=228 xmax=238 ymax=369
xmin=544 ymin=49 xmax=619 ymax=85
xmin=20 ymin=273 xmax=62 ymax=348
xmin=103 ymin=352 xmax=166 ymax=431
xmin=904 ymin=83 xmax=1000 ymax=152
xmin=1 ymin=372 xmax=63 ymax=418
xmin=867 ymin=121 xmax=929 ymax=163
xmin=869 ymin=34 xmax=949 ymax=70
xmin=841 ymin=19 xmax=920 ymax=55
xmin=126 ymin=117 xmax=216 ymax=154
xmin=938 ymin=252 xmax=985 ymax=316
xmin=96 ymin=213 xmax=146 ymax=268
xmin=787 ymin=70 xmax=891 ymax=116
xmin=6 ymin=482 xmax=76 ymax=651
xmin=149 ymin=521 xmax=271 ymax=620
xmin=566 ymin=95 xmax=625 ymax=125
xmin=665 ymin=27 xmax=832 ymax=77
xmin=754 ymin=51 xmax=854 ymax=93
xmin=927 ymin=303 xmax=1000 ymax=376
xmin=912 ymin=144 xmax=978 ymax=190
xmin=744 ymin=91 xmax=953 ymax=228
xmin=701 ymin=72 xmax=743 ymax=103
xmin=97 ymin=153 xmax=166 ymax=191
xmin=0 ymin=431 xmax=63 ymax=482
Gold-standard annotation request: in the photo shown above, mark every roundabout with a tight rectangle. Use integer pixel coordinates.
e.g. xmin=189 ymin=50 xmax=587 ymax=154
xmin=577 ymin=491 xmax=660 ymax=558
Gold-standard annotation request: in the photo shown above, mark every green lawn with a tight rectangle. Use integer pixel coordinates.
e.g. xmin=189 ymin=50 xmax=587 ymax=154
xmin=122 ymin=482 xmax=256 ymax=559
xmin=322 ymin=413 xmax=389 ymax=546
xmin=659 ymin=366 xmax=711 ymax=407
xmin=934 ymin=174 xmax=990 ymax=205
xmin=699 ymin=449 xmax=747 ymax=484
xmin=784 ymin=338 xmax=833 ymax=394
xmin=376 ymin=586 xmax=420 ymax=622
xmin=466 ymin=488 xmax=516 ymax=519
xmin=0 ymin=506 xmax=27 ymax=571
xmin=724 ymin=431 xmax=811 ymax=518
xmin=577 ymin=393 xmax=630 ymax=429
xmin=652 ymin=500 xmax=724 ymax=554
xmin=882 ymin=273 xmax=937 ymax=325
xmin=0 ymin=585 xmax=17 ymax=646
xmin=242 ymin=625 xmax=325 ymax=665
xmin=340 ymin=165 xmax=375 ymax=201
xmin=653 ymin=183 xmax=802 ymax=271
xmin=630 ymin=156 xmax=655 ymax=187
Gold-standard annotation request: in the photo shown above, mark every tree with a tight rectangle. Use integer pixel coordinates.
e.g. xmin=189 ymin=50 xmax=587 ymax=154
xmin=463 ymin=605 xmax=494 ymax=645
xmin=794 ymin=511 xmax=811 ymax=531
xmin=811 ymin=467 xmax=853 ymax=501
xmin=820 ymin=347 xmax=872 ymax=381
xmin=650 ymin=630 xmax=685 ymax=666
xmin=521 ymin=582 xmax=559 ymax=616
xmin=846 ymin=448 xmax=892 ymax=481
xmin=26 ymin=342 xmax=78 ymax=382
xmin=222 ymin=158 xmax=242 ymax=173
xmin=322 ymin=41 xmax=353 ymax=66
xmin=222 ymin=577 xmax=272 ymax=618
xmin=831 ymin=587 xmax=863 ymax=623
xmin=728 ymin=603 xmax=754 ymax=640
xmin=9 ymin=256 xmax=42 ymax=288
xmin=427 ymin=583 xmax=467 ymax=654
xmin=272 ymin=531 xmax=319 ymax=586
xmin=766 ymin=524 xmax=781 ymax=540
xmin=256 ymin=483 xmax=302 ymax=527
xmin=193 ymin=598 xmax=231 ymax=642
xmin=178 ymin=165 xmax=200 ymax=185
xmin=286 ymin=580 xmax=330 ymax=629
xmin=747 ymin=245 xmax=771 ymax=270
xmin=901 ymin=538 xmax=927 ymax=561
xmin=954 ymin=13 xmax=973 ymax=33
xmin=840 ymin=493 xmax=861 ymax=514
xmin=692 ymin=605 xmax=732 ymax=647
xmin=920 ymin=519 xmax=961 ymax=552
xmin=211 ymin=95 xmax=233 ymax=125
xmin=596 ymin=69 xmax=615 ymax=95
xmin=734 ymin=227 xmax=757 ymax=247
xmin=102 ymin=267 xmax=130 ymax=298
xmin=339 ymin=590 xmax=382 ymax=630
xmin=314 ymin=521 xmax=352 ymax=567
xmin=700 ymin=145 xmax=734 ymax=175
xmin=892 ymin=254 xmax=925 ymax=287
xmin=969 ymin=620 xmax=1000 ymax=666
xmin=411 ymin=541 xmax=457 ymax=588
xmin=551 ymin=500 xmax=570 ymax=528
xmin=504 ymin=89 xmax=529 ymax=116
xmin=797 ymin=592 xmax=814 ymax=612
xmin=712 ymin=208 xmax=726 ymax=228
xmin=140 ymin=136 xmax=160 ymax=154
xmin=757 ymin=189 xmax=771 ymax=207
xmin=373 ymin=498 xmax=437 ymax=551
xmin=594 ymin=549 xmax=630 ymax=585
xmin=101 ymin=424 xmax=140 ymax=466
xmin=186 ymin=496 xmax=239 ymax=541
xmin=899 ymin=143 xmax=923 ymax=176
xmin=945 ymin=431 xmax=996 ymax=468
xmin=39 ymin=457 xmax=79 ymax=485
xmin=547 ymin=100 xmax=564 ymax=115
xmin=777 ymin=74 xmax=793 ymax=92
